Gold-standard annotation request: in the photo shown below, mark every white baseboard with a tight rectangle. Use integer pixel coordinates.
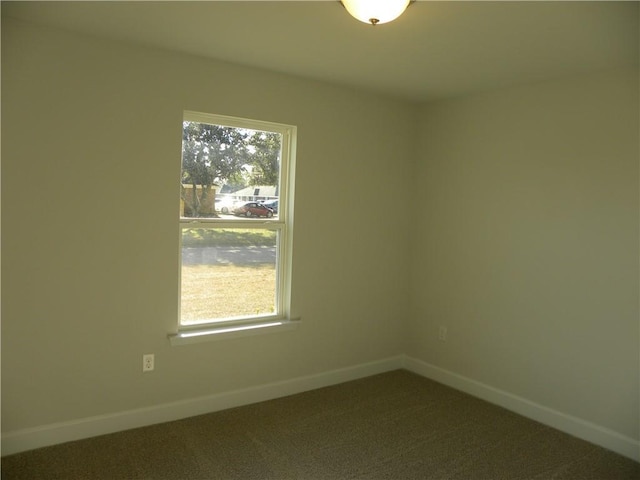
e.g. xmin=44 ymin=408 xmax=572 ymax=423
xmin=1 ymin=356 xmax=404 ymax=456
xmin=402 ymin=355 xmax=640 ymax=463
xmin=4 ymin=355 xmax=638 ymax=463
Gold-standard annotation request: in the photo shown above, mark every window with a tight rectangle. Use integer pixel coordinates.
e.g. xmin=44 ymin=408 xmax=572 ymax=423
xmin=176 ymin=111 xmax=296 ymax=340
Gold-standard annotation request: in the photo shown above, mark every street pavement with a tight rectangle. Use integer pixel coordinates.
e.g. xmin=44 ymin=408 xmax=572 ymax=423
xmin=182 ymin=246 xmax=276 ymax=266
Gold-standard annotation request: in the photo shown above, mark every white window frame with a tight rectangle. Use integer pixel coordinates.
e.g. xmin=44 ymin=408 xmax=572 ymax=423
xmin=170 ymin=111 xmax=297 ymax=345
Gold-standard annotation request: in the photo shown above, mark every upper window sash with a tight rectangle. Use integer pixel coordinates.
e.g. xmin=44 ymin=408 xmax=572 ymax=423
xmin=181 ymin=111 xmax=294 ymax=224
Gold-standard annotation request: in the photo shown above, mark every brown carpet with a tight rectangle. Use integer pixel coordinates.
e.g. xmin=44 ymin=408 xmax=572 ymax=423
xmin=2 ymin=370 xmax=638 ymax=479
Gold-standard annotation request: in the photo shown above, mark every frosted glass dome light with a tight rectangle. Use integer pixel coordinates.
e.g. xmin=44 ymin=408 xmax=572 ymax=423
xmin=341 ymin=0 xmax=412 ymax=26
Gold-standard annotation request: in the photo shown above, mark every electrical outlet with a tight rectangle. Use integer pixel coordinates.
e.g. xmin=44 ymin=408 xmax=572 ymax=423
xmin=438 ymin=326 xmax=448 ymax=341
xmin=143 ymin=354 xmax=154 ymax=372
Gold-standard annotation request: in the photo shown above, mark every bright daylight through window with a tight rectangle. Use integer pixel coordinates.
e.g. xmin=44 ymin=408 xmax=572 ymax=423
xmin=179 ymin=112 xmax=295 ymax=333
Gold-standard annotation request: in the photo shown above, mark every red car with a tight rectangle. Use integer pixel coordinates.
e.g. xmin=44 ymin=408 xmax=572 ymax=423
xmin=232 ymin=202 xmax=274 ymax=218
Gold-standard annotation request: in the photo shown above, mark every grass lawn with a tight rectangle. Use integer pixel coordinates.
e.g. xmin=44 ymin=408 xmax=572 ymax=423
xmin=180 ymin=263 xmax=276 ymax=322
xmin=182 ymin=228 xmax=276 ymax=247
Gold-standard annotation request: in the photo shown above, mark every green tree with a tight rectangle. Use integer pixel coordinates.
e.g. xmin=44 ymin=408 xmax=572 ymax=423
xmin=246 ymin=131 xmax=281 ymax=189
xmin=181 ymin=123 xmax=282 ymax=217
xmin=181 ymin=122 xmax=249 ymax=217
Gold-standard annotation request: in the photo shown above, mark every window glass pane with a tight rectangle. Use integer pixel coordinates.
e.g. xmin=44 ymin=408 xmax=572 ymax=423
xmin=180 ymin=228 xmax=278 ymax=325
xmin=181 ymin=122 xmax=281 ymax=220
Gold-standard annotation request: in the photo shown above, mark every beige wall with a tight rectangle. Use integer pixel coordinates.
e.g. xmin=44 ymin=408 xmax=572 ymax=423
xmin=409 ymin=68 xmax=639 ymax=439
xmin=1 ymin=19 xmax=414 ymax=432
xmin=2 ymin=16 xmax=638 ymax=447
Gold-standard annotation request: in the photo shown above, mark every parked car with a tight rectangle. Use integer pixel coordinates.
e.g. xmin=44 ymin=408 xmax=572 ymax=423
xmin=261 ymin=199 xmax=278 ymax=214
xmin=233 ymin=202 xmax=274 ymax=218
xmin=215 ymin=196 xmax=236 ymax=214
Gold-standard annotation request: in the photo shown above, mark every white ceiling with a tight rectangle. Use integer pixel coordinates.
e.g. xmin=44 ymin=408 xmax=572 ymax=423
xmin=3 ymin=1 xmax=638 ymax=102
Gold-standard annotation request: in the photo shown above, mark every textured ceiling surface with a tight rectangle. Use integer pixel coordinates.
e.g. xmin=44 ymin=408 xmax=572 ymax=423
xmin=3 ymin=1 xmax=638 ymax=102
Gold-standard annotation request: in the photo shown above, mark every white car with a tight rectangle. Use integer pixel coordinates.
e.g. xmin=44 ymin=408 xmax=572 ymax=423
xmin=215 ymin=196 xmax=236 ymax=214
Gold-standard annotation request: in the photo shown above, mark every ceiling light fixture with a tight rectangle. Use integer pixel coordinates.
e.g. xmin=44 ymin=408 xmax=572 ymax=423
xmin=341 ymin=0 xmax=412 ymax=26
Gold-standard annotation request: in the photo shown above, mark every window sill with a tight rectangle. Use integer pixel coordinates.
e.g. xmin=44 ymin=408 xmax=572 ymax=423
xmin=169 ymin=318 xmax=300 ymax=346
